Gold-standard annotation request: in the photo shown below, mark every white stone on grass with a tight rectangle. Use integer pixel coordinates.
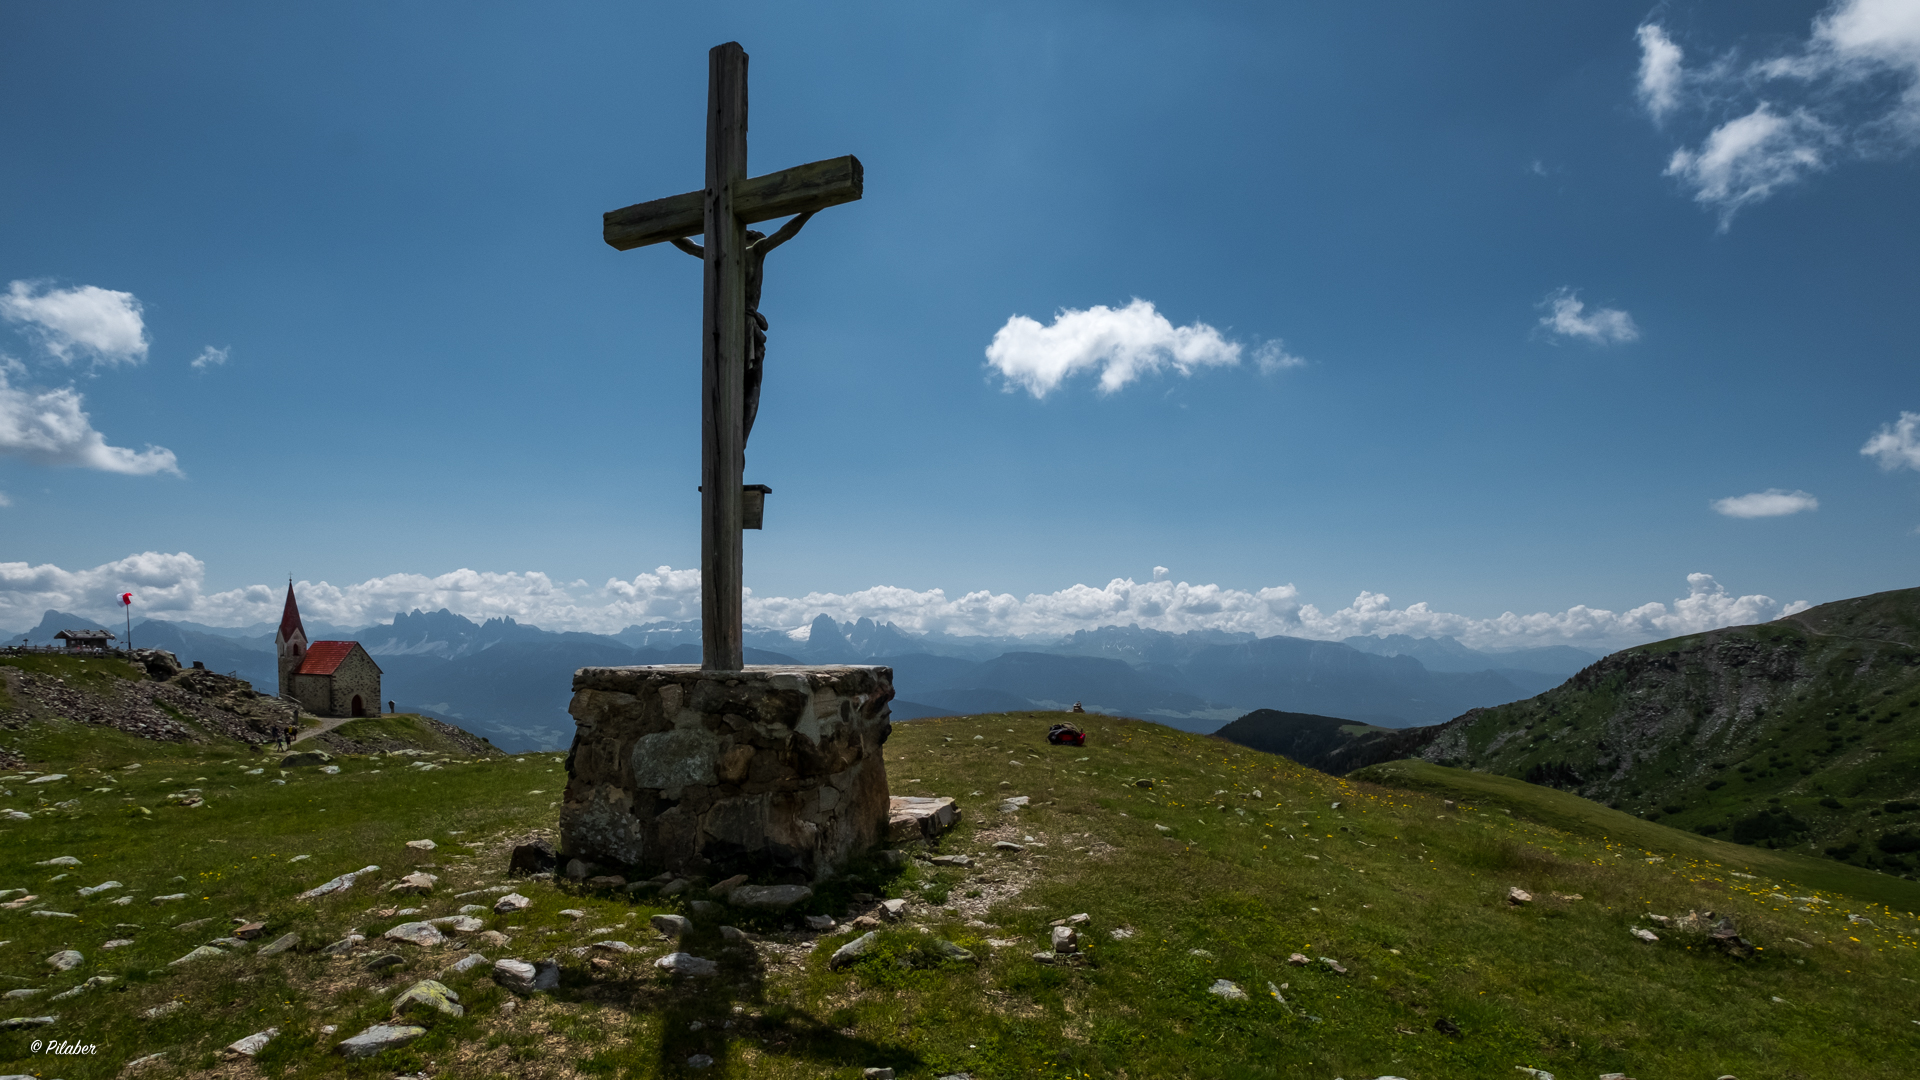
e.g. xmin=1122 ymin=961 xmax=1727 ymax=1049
xmin=149 ymin=893 xmax=187 ymax=905
xmin=224 ymin=1027 xmax=279 ymax=1057
xmin=428 ymin=915 xmax=484 ymax=933
xmin=654 ymin=951 xmax=718 ymax=977
xmin=45 ymin=950 xmax=82 ymax=971
xmin=383 ymin=921 xmax=445 ymax=947
xmin=494 ymin=892 xmax=532 ymax=913
xmin=169 ymin=945 xmax=228 ymax=965
xmin=405 ymin=839 xmax=437 ymax=851
xmin=26 ymin=775 xmax=68 ymax=785
xmin=651 ymin=914 xmax=691 ymax=937
xmin=829 ymin=932 xmax=880 ymax=970
xmin=76 ymin=881 xmax=121 ymax=897
xmin=257 ymin=933 xmax=300 ymax=957
xmin=296 ymin=865 xmax=380 ymax=900
xmin=333 ymin=1023 xmax=426 ymax=1059
xmin=1208 ymin=979 xmax=1247 ymax=1000
xmin=392 ymin=979 xmax=463 ymax=1018
xmin=444 ymin=952 xmax=489 ymax=974
xmin=29 ymin=910 xmax=77 ymax=919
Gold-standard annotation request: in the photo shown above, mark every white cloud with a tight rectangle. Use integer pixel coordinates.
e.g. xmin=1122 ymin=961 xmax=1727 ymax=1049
xmin=984 ymin=299 xmax=1245 ymax=398
xmin=1537 ymin=289 xmax=1639 ymax=344
xmin=0 ymin=366 xmax=180 ymax=475
xmin=1641 ymin=3 xmax=1920 ymax=223
xmin=0 ymin=553 xmax=1813 ymax=657
xmin=0 ymin=281 xmax=149 ymax=367
xmin=1862 ymin=409 xmax=1920 ymax=470
xmin=0 ymin=491 xmax=11 ymax=508
xmin=1253 ymin=340 xmax=1306 ymax=374
xmin=1636 ymin=23 xmax=1686 ymax=121
xmin=1712 ymin=488 xmax=1820 ymax=518
xmin=1665 ymin=105 xmax=1830 ymax=224
xmin=191 ymin=346 xmax=229 ymax=371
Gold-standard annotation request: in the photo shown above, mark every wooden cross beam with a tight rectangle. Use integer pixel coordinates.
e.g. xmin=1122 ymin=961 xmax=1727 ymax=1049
xmin=602 ymin=42 xmax=862 ymax=672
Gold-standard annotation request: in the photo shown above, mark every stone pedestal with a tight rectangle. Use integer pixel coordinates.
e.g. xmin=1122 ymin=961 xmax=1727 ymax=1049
xmin=560 ymin=665 xmax=894 ymax=882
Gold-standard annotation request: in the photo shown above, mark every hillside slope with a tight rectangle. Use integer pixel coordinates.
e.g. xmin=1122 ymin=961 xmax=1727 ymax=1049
xmin=1404 ymin=587 xmax=1920 ymax=877
xmin=0 ymin=710 xmax=1913 ymax=1079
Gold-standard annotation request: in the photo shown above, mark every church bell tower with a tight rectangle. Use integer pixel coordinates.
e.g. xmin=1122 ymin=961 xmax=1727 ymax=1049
xmin=275 ymin=580 xmax=308 ymax=699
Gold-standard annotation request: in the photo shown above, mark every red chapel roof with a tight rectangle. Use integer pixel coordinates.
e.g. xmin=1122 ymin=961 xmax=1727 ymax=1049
xmin=295 ymin=640 xmax=365 ymax=676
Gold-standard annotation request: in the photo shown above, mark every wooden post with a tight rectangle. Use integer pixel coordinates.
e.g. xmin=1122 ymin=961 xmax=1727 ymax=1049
xmin=701 ymin=42 xmax=748 ymax=672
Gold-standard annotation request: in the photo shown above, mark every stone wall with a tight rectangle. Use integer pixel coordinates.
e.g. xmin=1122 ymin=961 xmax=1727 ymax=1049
xmin=326 ymin=649 xmax=382 ymax=717
xmin=560 ymin=665 xmax=894 ymax=882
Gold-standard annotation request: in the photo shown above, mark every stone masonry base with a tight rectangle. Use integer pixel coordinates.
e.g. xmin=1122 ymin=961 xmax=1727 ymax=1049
xmin=560 ymin=665 xmax=894 ymax=882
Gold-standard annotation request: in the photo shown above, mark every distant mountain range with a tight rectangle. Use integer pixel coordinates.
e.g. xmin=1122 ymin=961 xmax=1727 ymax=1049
xmin=14 ymin=607 xmax=1596 ymax=753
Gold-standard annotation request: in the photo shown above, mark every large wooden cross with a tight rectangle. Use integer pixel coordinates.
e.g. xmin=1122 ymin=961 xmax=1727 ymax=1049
xmin=602 ymin=42 xmax=862 ymax=672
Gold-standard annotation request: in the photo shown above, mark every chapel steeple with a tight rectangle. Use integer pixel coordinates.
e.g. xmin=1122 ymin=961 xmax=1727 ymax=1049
xmin=275 ymin=579 xmax=309 ymax=698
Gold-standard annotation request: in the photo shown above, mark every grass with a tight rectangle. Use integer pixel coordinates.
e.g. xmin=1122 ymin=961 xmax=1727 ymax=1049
xmin=0 ymin=709 xmax=1911 ymax=1078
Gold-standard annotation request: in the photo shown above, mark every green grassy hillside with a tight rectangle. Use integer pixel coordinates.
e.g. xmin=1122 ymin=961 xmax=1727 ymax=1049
xmin=1409 ymin=587 xmax=1920 ymax=877
xmin=0 ymin=708 xmax=1912 ymax=1078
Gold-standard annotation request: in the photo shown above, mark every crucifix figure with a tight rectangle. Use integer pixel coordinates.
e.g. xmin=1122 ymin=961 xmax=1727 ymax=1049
xmin=602 ymin=42 xmax=862 ymax=671
xmin=669 ymin=209 xmax=814 ymax=446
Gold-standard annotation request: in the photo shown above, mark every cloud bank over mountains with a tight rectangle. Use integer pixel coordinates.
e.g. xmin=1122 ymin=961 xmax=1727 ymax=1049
xmin=0 ymin=552 xmax=1811 ymax=654
xmin=1637 ymin=0 xmax=1920 ymax=225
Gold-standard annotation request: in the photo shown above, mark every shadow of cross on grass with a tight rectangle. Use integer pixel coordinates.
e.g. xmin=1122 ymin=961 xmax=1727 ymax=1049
xmin=553 ymin=916 xmax=923 ymax=1077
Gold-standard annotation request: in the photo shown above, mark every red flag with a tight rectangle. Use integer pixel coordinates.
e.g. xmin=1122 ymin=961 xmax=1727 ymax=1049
xmin=120 ymin=592 xmax=133 ymax=606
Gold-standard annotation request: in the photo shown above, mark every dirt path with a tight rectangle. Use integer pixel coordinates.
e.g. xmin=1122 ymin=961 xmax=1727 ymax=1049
xmin=290 ymin=714 xmax=357 ymax=744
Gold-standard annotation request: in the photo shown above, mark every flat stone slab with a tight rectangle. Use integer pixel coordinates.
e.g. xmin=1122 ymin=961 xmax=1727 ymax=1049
xmin=334 ymin=1023 xmax=426 ymax=1059
xmin=889 ymin=796 xmax=960 ymax=842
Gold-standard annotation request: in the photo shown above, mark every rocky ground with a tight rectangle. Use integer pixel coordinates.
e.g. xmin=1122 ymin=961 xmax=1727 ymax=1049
xmin=0 ymin=652 xmax=291 ymax=750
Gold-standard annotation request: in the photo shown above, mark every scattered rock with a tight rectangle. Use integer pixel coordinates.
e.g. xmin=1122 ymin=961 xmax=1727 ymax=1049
xmin=654 ymin=951 xmax=718 ymax=977
xmin=142 ymin=1000 xmax=185 ymax=1019
xmin=429 ymin=916 xmax=484 ymax=933
xmin=1030 ymin=951 xmax=1057 ymax=964
xmin=1208 ymin=979 xmax=1247 ymax=1000
xmin=149 ymin=893 xmax=188 ymax=905
xmin=207 ymin=936 xmax=250 ymax=949
xmin=1000 ymin=796 xmax=1032 ymax=812
xmin=29 ymin=910 xmax=77 ymax=919
xmin=33 ymin=856 xmax=79 ymax=867
xmin=494 ymin=892 xmax=532 ymax=913
xmin=333 ymin=1023 xmax=427 ymax=1059
xmin=929 ymin=854 xmax=974 ymax=868
xmin=169 ymin=945 xmax=227 ymax=966
xmin=888 ymin=795 xmax=961 ymax=842
xmin=1109 ymin=927 xmax=1135 ymax=940
xmin=2 ymin=989 xmax=42 ymax=1000
xmin=232 ymin=921 xmax=268 ymax=940
xmin=1508 ymin=887 xmax=1532 ymax=905
xmin=126 ymin=1051 xmax=167 ymax=1070
xmin=865 ymin=1069 xmax=897 ymax=1080
xmin=1287 ymin=953 xmax=1309 ymax=965
xmin=478 ymin=930 xmax=511 ymax=948
xmin=708 ymin=873 xmax=749 ymax=897
xmin=101 ymin=939 xmax=135 ymax=950
xmin=829 ymin=932 xmax=881 ymax=970
xmin=508 ymin=837 xmax=559 ymax=876
xmin=393 ymin=979 xmax=463 ymax=1018
xmin=805 ymin=914 xmax=837 ymax=931
xmin=45 ymin=950 xmax=83 ymax=971
xmin=0 ymin=1015 xmax=57 ymax=1029
xmin=1318 ymin=957 xmax=1348 ymax=975
xmin=384 ymin=922 xmax=445 ymax=948
xmin=405 ymin=839 xmax=437 ymax=852
xmin=297 ymin=865 xmax=381 ymax=900
xmin=256 ymin=932 xmax=299 ymax=957
xmin=1630 ymin=928 xmax=1659 ymax=943
xmin=445 ymin=952 xmax=489 ymax=974
xmin=26 ymin=775 xmax=68 ymax=786
xmin=1709 ymin=917 xmax=1757 ymax=959
xmin=687 ymin=1054 xmax=714 ymax=1069
xmin=592 ymin=940 xmax=636 ymax=954
xmin=224 ymin=1027 xmax=279 ymax=1057
xmin=651 ymin=914 xmax=692 ymax=937
xmin=364 ymin=953 xmax=405 ymax=971
xmin=389 ymin=872 xmax=438 ymax=895
xmin=719 ymin=925 xmax=748 ymax=946
xmin=50 ymin=975 xmax=115 ymax=1001
xmin=280 ymin=750 xmax=333 ymax=768
xmin=993 ymin=841 xmax=1025 ymax=853
xmin=76 ymin=881 xmax=122 ymax=898
xmin=1052 ymin=927 xmax=1079 ymax=954
xmin=729 ymin=884 xmax=813 ymax=910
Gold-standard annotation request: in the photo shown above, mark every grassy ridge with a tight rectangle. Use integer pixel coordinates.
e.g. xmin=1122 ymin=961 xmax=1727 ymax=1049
xmin=0 ymin=709 xmax=1911 ymax=1078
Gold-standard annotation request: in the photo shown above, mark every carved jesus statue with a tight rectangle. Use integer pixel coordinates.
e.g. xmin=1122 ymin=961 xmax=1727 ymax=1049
xmin=672 ymin=210 xmax=814 ymax=446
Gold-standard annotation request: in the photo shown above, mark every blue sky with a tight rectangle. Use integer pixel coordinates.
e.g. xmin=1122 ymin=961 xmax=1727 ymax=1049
xmin=2 ymin=1 xmax=1917 ymax=648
